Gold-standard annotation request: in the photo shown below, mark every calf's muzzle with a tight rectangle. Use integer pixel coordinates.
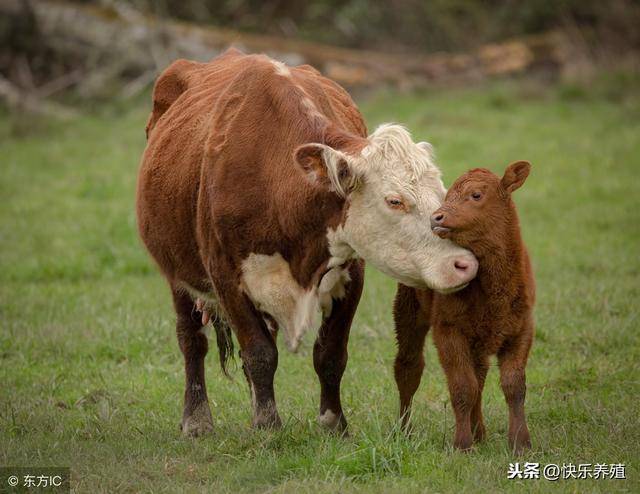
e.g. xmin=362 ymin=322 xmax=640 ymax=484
xmin=430 ymin=210 xmax=451 ymax=237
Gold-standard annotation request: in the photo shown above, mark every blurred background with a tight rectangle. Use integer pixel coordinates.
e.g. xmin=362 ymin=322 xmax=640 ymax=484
xmin=1 ymin=0 xmax=639 ymax=116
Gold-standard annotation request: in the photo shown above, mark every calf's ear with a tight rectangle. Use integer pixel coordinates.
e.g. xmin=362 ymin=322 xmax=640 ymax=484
xmin=294 ymin=143 xmax=358 ymax=198
xmin=501 ymin=160 xmax=531 ymax=193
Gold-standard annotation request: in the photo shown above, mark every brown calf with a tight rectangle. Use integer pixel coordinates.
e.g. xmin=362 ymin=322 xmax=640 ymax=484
xmin=393 ymin=161 xmax=535 ymax=453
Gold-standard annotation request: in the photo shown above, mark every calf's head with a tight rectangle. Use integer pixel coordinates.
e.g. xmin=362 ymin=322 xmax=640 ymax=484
xmin=295 ymin=124 xmax=478 ymax=293
xmin=430 ymin=161 xmax=531 ymax=250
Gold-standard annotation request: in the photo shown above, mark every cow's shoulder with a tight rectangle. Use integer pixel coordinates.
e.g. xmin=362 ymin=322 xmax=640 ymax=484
xmin=293 ymin=68 xmax=367 ymax=138
xmin=295 ymin=64 xmax=321 ymax=76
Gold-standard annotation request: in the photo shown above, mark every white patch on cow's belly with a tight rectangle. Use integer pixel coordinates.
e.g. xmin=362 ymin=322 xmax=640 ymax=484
xmin=241 ymin=253 xmax=320 ymax=353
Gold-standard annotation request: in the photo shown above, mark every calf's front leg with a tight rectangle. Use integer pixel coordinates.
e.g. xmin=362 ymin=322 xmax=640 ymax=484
xmin=433 ymin=326 xmax=478 ymax=451
xmin=470 ymin=357 xmax=489 ymax=442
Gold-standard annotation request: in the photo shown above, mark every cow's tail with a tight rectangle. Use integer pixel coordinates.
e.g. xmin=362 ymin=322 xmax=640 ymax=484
xmin=213 ymin=319 xmax=235 ymax=379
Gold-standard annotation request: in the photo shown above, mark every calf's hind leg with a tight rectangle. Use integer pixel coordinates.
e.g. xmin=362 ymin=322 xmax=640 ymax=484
xmin=172 ymin=288 xmax=214 ymax=437
xmin=498 ymin=333 xmax=533 ymax=453
xmin=393 ymin=285 xmax=431 ymax=430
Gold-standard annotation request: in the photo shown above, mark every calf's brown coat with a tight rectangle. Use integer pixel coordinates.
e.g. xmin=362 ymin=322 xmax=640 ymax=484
xmin=393 ymin=161 xmax=535 ymax=452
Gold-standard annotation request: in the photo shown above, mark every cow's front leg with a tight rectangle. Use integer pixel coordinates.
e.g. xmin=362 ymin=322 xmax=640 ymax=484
xmin=213 ymin=276 xmax=281 ymax=429
xmin=313 ymin=261 xmax=364 ymax=434
xmin=241 ymin=336 xmax=280 ymax=429
xmin=172 ymin=289 xmax=214 ymax=437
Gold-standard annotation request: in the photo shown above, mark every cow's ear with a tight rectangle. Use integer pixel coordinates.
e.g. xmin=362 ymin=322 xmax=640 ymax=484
xmin=501 ymin=160 xmax=531 ymax=194
xmin=417 ymin=141 xmax=435 ymax=157
xmin=294 ymin=143 xmax=357 ymax=197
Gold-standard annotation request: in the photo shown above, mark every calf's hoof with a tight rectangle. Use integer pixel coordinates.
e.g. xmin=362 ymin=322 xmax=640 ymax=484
xmin=473 ymin=423 xmax=487 ymax=442
xmin=318 ymin=409 xmax=348 ymax=436
xmin=181 ymin=402 xmax=214 ymax=437
xmin=510 ymin=437 xmax=532 ymax=455
xmin=453 ymin=435 xmax=474 ymax=452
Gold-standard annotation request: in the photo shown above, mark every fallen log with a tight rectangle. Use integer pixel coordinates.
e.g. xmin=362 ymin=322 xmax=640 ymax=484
xmin=1 ymin=0 xmax=574 ymax=96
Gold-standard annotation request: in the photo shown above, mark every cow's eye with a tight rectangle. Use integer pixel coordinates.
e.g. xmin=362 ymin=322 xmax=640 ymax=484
xmin=471 ymin=191 xmax=482 ymax=201
xmin=385 ymin=196 xmax=405 ymax=211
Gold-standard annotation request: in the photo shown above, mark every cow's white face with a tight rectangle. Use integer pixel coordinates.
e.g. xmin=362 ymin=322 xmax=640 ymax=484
xmin=296 ymin=124 xmax=478 ymax=292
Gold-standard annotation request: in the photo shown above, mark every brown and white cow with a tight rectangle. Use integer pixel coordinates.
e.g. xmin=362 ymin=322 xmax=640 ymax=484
xmin=136 ymin=48 xmax=478 ymax=436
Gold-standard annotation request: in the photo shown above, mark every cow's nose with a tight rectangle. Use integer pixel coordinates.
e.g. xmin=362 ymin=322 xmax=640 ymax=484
xmin=452 ymin=255 xmax=478 ymax=284
xmin=454 ymin=259 xmax=471 ymax=271
xmin=430 ymin=212 xmax=445 ymax=229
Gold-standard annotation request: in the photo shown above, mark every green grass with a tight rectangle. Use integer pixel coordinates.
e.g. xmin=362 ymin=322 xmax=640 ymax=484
xmin=1 ymin=76 xmax=639 ymax=493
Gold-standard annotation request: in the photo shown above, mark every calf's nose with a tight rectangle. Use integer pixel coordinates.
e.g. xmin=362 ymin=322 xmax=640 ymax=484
xmin=430 ymin=211 xmax=445 ymax=229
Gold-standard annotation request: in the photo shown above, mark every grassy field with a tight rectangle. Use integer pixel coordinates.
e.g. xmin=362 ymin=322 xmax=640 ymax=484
xmin=1 ymin=75 xmax=639 ymax=493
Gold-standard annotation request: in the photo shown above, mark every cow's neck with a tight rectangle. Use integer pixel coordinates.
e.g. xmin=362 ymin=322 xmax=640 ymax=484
xmin=326 ymin=222 xmax=357 ymax=269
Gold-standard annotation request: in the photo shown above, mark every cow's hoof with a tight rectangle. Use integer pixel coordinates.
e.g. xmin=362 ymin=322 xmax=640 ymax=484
xmin=318 ymin=409 xmax=348 ymax=436
xmin=252 ymin=415 xmax=282 ymax=429
xmin=400 ymin=420 xmax=415 ymax=436
xmin=181 ymin=402 xmax=214 ymax=437
xmin=252 ymin=401 xmax=282 ymax=429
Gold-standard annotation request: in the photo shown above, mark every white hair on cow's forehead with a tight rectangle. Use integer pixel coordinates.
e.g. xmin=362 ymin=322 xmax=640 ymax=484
xmin=360 ymin=123 xmax=440 ymax=181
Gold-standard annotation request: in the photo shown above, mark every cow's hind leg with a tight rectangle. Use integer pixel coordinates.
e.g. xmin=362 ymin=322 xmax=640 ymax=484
xmin=314 ymin=261 xmax=364 ymax=434
xmin=172 ymin=288 xmax=214 ymax=437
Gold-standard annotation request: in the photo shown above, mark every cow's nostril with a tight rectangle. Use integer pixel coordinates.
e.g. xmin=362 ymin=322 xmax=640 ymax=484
xmin=434 ymin=213 xmax=444 ymax=222
xmin=454 ymin=260 xmax=469 ymax=271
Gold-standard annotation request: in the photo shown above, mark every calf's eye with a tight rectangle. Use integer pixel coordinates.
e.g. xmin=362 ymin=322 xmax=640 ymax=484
xmin=471 ymin=192 xmax=482 ymax=200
